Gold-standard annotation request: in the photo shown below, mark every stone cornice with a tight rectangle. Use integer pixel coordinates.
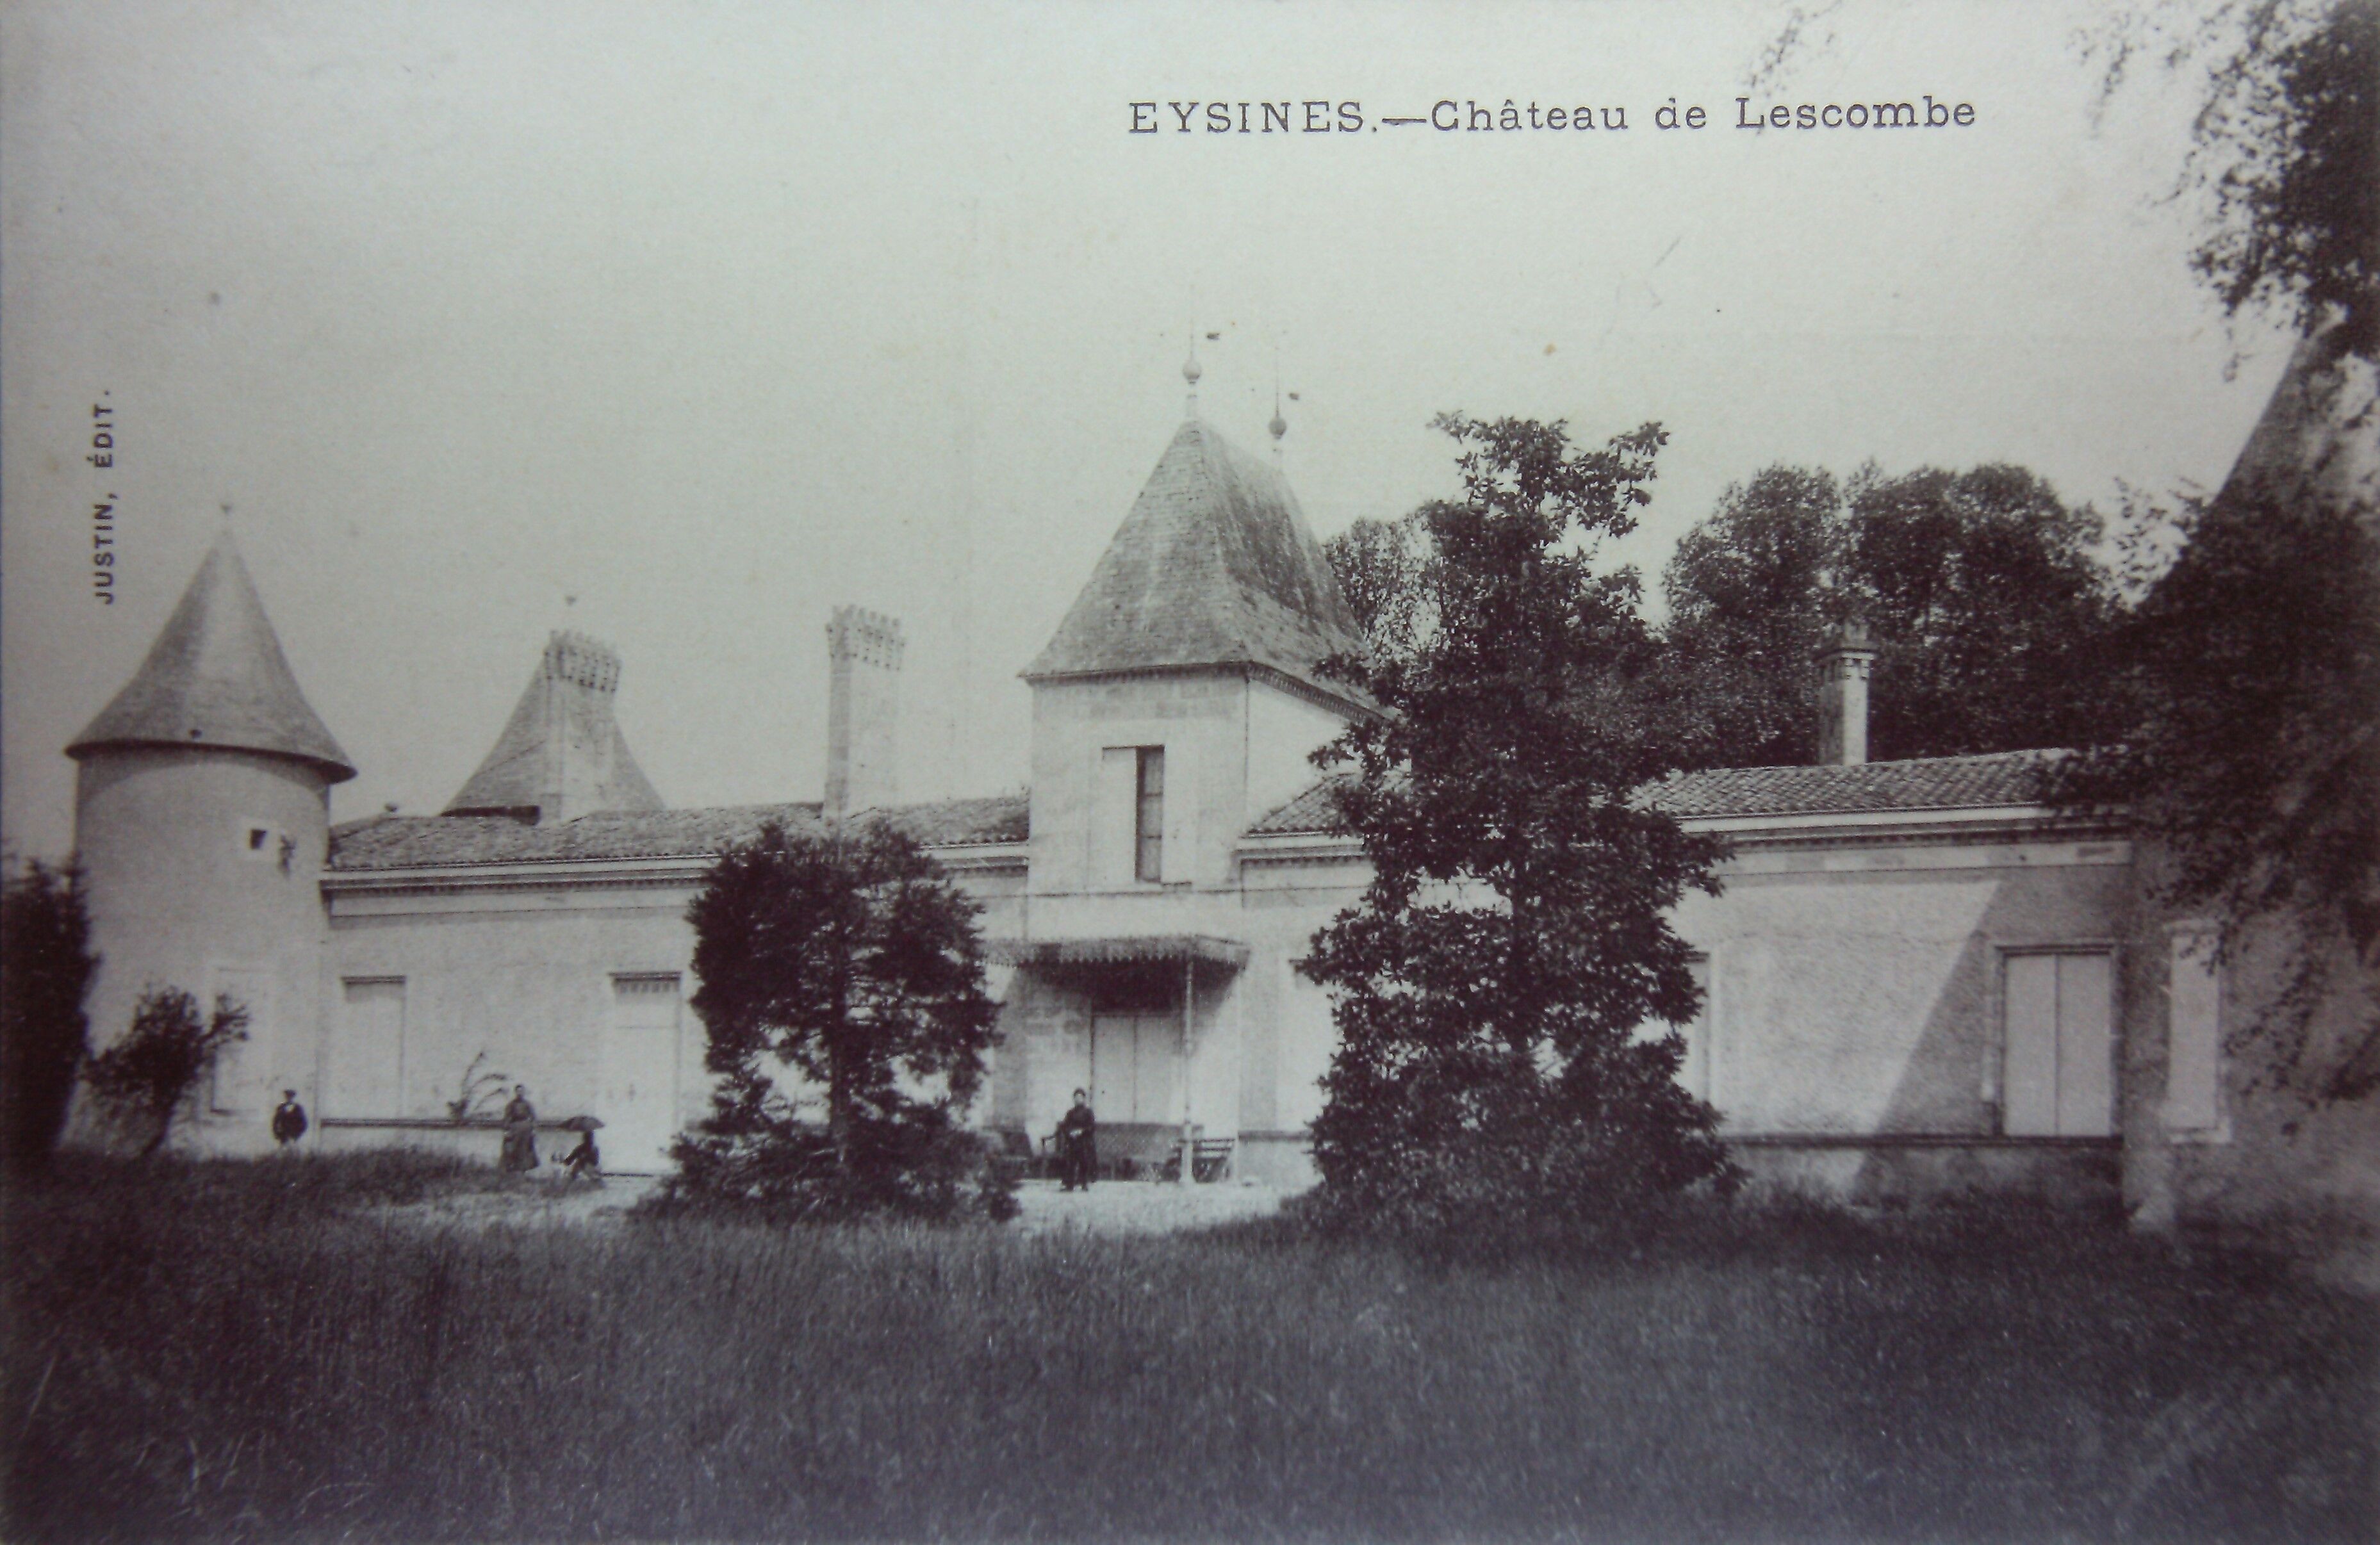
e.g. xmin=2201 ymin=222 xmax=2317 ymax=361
xmin=1026 ymin=660 xmax=1377 ymax=720
xmin=1238 ymin=805 xmax=2128 ymax=863
xmin=324 ymin=840 xmax=1026 ymax=899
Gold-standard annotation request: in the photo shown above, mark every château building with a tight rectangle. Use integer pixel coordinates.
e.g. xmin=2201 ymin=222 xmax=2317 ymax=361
xmin=62 ymin=350 xmax=2377 ymax=1229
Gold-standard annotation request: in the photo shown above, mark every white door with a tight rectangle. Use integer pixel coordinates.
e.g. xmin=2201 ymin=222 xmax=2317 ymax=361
xmin=1090 ymin=1011 xmax=1179 ymax=1124
xmin=1090 ymin=1014 xmax=1138 ymax=1121
xmin=604 ymin=976 xmax=684 ymax=1171
xmin=2003 ymin=952 xmax=2114 ymax=1137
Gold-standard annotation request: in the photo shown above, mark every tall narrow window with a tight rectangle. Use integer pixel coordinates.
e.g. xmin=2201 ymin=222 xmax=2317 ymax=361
xmin=1135 ymin=747 xmax=1165 ymax=883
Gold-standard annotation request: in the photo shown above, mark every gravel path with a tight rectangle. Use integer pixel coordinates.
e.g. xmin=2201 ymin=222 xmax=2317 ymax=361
xmin=368 ymin=1173 xmax=1288 ymax=1238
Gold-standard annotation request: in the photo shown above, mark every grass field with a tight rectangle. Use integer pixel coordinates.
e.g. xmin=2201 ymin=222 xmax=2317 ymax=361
xmin=3 ymin=1154 xmax=2372 ymax=1542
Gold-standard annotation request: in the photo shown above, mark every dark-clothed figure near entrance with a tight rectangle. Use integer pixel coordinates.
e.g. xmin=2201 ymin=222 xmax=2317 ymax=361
xmin=500 ymin=1086 xmax=539 ymax=1173
xmin=1055 ymin=1088 xmax=1097 ymax=1191
xmin=270 ymin=1091 xmax=307 ymax=1148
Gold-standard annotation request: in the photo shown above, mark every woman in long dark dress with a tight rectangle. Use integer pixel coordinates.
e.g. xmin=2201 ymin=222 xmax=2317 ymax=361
xmin=499 ymin=1085 xmax=539 ymax=1173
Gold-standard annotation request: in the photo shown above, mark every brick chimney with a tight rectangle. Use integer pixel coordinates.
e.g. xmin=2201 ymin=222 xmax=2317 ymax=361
xmin=825 ymin=607 xmax=903 ymax=822
xmin=1816 ymin=619 xmax=1879 ymax=766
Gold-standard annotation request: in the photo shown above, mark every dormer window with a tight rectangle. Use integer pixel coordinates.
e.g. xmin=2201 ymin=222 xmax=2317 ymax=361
xmin=1135 ymin=748 xmax=1165 ymax=883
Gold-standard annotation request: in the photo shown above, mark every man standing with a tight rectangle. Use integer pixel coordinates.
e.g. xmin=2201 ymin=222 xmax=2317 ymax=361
xmin=270 ymin=1090 xmax=308 ymax=1149
xmin=1055 ymin=1088 xmax=1097 ymax=1191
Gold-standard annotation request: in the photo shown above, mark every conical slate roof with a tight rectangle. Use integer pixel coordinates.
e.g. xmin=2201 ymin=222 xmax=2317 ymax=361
xmin=1026 ymin=417 xmax=1366 ymax=699
xmin=68 ymin=532 xmax=356 ymax=782
xmin=2219 ymin=318 xmax=2379 ymax=509
xmin=445 ymin=631 xmax=662 ymax=822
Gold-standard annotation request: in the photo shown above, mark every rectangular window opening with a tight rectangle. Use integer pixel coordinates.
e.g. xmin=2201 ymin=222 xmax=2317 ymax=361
xmin=1134 ymin=747 xmax=1165 ymax=883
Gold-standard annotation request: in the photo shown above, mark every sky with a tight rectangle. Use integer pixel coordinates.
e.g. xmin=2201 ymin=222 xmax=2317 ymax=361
xmin=1 ymin=0 xmax=2299 ymax=860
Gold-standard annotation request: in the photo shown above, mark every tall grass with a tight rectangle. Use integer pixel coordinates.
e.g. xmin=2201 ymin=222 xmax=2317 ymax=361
xmin=4 ymin=1155 xmax=2372 ymax=1542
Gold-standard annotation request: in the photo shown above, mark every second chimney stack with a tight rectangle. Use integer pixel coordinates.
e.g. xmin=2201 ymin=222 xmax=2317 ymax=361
xmin=1817 ymin=619 xmax=1878 ymax=767
xmin=825 ymin=607 xmax=903 ymax=823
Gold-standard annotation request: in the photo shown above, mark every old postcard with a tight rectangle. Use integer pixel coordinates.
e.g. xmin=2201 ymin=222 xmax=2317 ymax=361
xmin=3 ymin=2 xmax=2370 ymax=1540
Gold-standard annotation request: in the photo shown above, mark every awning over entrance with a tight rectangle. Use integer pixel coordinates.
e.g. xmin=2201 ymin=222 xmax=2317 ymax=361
xmin=985 ymin=935 xmax=1250 ymax=969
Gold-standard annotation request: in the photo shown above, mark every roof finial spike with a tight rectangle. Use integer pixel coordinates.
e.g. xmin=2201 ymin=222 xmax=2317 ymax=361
xmin=1183 ymin=329 xmax=1202 ymax=416
xmin=1268 ymin=337 xmax=1287 ymax=461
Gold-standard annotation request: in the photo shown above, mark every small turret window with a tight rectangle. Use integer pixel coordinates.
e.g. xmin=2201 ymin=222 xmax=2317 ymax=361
xmin=238 ymin=821 xmax=278 ymax=861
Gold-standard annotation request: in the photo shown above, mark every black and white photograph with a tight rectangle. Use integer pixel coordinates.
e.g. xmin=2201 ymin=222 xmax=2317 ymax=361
xmin=2 ymin=1 xmax=2374 ymax=1539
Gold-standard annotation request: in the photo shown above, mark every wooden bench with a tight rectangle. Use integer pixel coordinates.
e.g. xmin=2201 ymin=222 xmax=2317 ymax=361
xmin=1035 ymin=1123 xmax=1231 ymax=1182
xmin=1160 ymin=1136 xmax=1236 ymax=1184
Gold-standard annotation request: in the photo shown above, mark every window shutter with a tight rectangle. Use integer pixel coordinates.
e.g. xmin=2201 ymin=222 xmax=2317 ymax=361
xmin=2003 ymin=954 xmax=2060 ymax=1136
xmin=2163 ymin=932 xmax=2222 ymax=1131
xmin=1093 ymin=747 xmax=1137 ymax=887
xmin=1158 ymin=741 xmax=1195 ymax=883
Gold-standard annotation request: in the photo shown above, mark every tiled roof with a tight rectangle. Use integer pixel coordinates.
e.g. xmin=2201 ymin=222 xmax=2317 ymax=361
xmin=69 ymin=532 xmax=356 ymax=782
xmin=329 ymin=792 xmax=1028 ymax=871
xmin=1026 ymin=418 xmax=1367 ymax=700
xmin=1246 ymin=776 xmax=1352 ymax=835
xmin=1646 ymin=751 xmax=2056 ymax=819
xmin=889 ymin=792 xmax=1031 ymax=847
xmin=1246 ymin=750 xmax=2057 ymax=837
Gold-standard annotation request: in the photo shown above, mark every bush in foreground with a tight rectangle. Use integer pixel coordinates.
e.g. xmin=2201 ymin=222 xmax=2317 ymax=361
xmin=649 ymin=1104 xmax=1017 ymax=1225
xmin=669 ymin=817 xmax=1012 ymax=1224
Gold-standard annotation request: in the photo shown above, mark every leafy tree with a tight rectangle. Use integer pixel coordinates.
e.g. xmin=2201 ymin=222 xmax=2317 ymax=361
xmin=1661 ymin=463 xmax=2129 ymax=765
xmin=2076 ymin=1 xmax=2379 ymax=1099
xmin=1845 ymin=465 xmax=2131 ymax=760
xmin=667 ymin=819 xmax=1012 ymax=1222
xmin=1325 ymin=508 xmax=1440 ymax=666
xmin=1 ymin=859 xmax=98 ymax=1177
xmin=2090 ymin=0 xmax=2377 ymax=356
xmin=1303 ymin=415 xmax=1735 ymax=1246
xmin=2060 ymin=477 xmax=2379 ymax=1099
xmin=1659 ymin=466 xmax=1843 ymax=768
xmin=80 ymin=988 xmax=249 ymax=1159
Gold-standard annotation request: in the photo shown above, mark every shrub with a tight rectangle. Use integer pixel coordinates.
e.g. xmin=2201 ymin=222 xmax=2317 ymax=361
xmin=80 ymin=987 xmax=249 ymax=1157
xmin=652 ymin=1105 xmax=1019 ymax=1225
xmin=670 ymin=819 xmax=1012 ymax=1224
xmin=0 ymin=859 xmax=96 ymax=1177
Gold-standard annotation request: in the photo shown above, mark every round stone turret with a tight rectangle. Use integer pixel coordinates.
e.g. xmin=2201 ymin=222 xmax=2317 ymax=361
xmin=65 ymin=532 xmax=350 ymax=1152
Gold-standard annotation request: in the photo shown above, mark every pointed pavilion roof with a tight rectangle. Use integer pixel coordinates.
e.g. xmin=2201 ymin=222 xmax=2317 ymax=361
xmin=444 ymin=631 xmax=662 ymax=822
xmin=68 ymin=531 xmax=356 ymax=782
xmin=2217 ymin=318 xmax=2379 ymax=510
xmin=1025 ymin=416 xmax=1367 ymax=703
